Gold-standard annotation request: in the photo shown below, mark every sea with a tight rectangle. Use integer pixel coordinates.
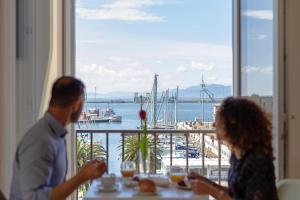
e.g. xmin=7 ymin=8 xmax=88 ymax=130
xmin=76 ymin=102 xmax=215 ymax=175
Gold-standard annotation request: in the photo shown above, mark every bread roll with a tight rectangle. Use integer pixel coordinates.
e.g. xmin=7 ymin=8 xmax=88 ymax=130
xmin=139 ymin=179 xmax=156 ymax=193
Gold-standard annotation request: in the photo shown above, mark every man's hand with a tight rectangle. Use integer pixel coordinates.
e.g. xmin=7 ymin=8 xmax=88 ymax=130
xmin=78 ymin=160 xmax=107 ymax=182
xmin=51 ymin=160 xmax=107 ymax=200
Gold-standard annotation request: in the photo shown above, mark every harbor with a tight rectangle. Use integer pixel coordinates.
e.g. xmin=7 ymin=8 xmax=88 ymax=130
xmin=76 ymin=75 xmax=231 ymax=178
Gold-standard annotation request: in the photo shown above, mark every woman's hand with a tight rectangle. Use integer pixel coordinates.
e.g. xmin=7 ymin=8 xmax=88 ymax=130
xmin=187 ymin=172 xmax=211 ymax=183
xmin=190 ymin=179 xmax=212 ymax=195
xmin=188 ymin=172 xmax=232 ymax=200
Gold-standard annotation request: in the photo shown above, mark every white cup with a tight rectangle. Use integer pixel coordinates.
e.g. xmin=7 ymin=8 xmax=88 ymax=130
xmin=101 ymin=173 xmax=116 ymax=188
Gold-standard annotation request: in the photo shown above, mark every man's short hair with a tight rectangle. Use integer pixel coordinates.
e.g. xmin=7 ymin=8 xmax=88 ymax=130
xmin=49 ymin=76 xmax=85 ymax=107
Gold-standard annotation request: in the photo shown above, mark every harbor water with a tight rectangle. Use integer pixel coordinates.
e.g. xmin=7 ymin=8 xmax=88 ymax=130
xmin=76 ymin=102 xmax=215 ymax=174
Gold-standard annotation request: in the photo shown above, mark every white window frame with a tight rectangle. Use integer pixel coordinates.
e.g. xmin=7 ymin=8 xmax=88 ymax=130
xmin=232 ymin=0 xmax=285 ymax=180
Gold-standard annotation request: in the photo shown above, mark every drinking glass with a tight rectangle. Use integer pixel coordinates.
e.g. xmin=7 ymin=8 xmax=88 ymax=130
xmin=120 ymin=161 xmax=136 ymax=178
xmin=169 ymin=166 xmax=186 ymax=183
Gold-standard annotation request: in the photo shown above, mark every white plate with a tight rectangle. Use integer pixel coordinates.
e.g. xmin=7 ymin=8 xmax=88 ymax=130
xmin=135 ymin=191 xmax=158 ymax=196
xmin=134 ymin=187 xmax=160 ymax=196
xmin=149 ymin=176 xmax=170 ymax=187
xmin=123 ymin=180 xmax=139 ymax=188
xmin=176 ymin=184 xmax=192 ymax=191
xmin=98 ymin=184 xmax=119 ymax=192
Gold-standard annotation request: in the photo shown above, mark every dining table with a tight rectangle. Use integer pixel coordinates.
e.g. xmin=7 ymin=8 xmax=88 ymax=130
xmin=83 ymin=179 xmax=210 ymax=200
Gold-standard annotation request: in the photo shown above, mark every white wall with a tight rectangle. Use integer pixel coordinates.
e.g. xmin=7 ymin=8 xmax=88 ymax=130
xmin=0 ymin=0 xmax=5 ymax=193
xmin=0 ymin=0 xmax=63 ymax=197
xmin=0 ymin=0 xmax=17 ymax=196
xmin=17 ymin=0 xmax=53 ymax=137
xmin=285 ymin=0 xmax=300 ymax=178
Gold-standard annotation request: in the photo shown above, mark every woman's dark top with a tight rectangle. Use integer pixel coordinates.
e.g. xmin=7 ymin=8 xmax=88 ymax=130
xmin=228 ymin=151 xmax=278 ymax=200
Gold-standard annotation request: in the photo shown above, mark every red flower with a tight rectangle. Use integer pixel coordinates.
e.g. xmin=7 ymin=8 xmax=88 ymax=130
xmin=139 ymin=110 xmax=147 ymax=120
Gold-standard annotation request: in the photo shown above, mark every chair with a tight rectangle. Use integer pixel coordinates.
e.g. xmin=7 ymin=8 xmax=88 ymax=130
xmin=277 ymin=179 xmax=300 ymax=200
xmin=0 ymin=190 xmax=6 ymax=200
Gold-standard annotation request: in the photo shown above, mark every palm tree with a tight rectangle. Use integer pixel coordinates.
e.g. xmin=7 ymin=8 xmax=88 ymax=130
xmin=118 ymin=134 xmax=163 ymax=173
xmin=77 ymin=134 xmax=106 ymax=197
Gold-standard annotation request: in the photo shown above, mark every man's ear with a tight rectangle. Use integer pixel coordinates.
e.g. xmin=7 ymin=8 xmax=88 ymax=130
xmin=73 ymin=96 xmax=83 ymax=111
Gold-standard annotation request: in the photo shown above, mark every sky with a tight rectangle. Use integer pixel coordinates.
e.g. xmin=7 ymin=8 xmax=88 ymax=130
xmin=75 ymin=0 xmax=232 ymax=94
xmin=75 ymin=0 xmax=273 ymax=96
xmin=241 ymin=0 xmax=274 ymax=96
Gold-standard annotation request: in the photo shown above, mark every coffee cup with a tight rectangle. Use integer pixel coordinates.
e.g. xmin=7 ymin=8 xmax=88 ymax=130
xmin=101 ymin=173 xmax=116 ymax=188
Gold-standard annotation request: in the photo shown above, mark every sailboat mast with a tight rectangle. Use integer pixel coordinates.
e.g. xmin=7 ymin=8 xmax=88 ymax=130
xmin=201 ymin=75 xmax=205 ymax=123
xmin=153 ymin=74 xmax=158 ymax=128
xmin=163 ymin=89 xmax=169 ymax=126
xmin=175 ymin=86 xmax=179 ymax=129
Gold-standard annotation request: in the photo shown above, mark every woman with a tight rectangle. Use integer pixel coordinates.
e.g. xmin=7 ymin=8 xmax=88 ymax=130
xmin=189 ymin=97 xmax=278 ymax=200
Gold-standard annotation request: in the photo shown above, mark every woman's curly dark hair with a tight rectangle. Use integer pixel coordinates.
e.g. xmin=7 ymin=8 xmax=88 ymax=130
xmin=216 ymin=97 xmax=274 ymax=160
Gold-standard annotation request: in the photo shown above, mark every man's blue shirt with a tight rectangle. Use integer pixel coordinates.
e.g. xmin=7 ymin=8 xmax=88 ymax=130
xmin=10 ymin=112 xmax=68 ymax=200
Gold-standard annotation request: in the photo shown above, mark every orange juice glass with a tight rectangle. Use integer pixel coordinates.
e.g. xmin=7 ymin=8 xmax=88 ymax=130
xmin=121 ymin=170 xmax=135 ymax=178
xmin=170 ymin=174 xmax=185 ymax=183
xmin=120 ymin=161 xmax=136 ymax=178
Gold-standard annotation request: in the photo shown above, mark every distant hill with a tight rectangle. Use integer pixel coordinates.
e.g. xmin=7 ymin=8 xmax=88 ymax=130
xmin=174 ymin=84 xmax=232 ymax=99
xmin=86 ymin=84 xmax=232 ymax=100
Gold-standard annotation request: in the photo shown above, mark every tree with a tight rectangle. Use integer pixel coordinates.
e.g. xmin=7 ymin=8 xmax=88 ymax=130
xmin=77 ymin=134 xmax=106 ymax=197
xmin=118 ymin=134 xmax=163 ymax=173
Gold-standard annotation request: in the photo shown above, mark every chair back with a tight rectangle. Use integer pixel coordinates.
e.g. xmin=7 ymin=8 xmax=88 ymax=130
xmin=277 ymin=179 xmax=300 ymax=200
xmin=0 ymin=190 xmax=6 ymax=200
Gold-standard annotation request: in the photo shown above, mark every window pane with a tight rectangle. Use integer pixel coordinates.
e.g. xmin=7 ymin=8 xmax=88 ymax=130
xmin=241 ymin=0 xmax=274 ymax=104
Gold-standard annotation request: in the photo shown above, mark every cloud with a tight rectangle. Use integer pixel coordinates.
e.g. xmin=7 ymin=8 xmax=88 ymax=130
xmin=242 ymin=66 xmax=272 ymax=75
xmin=260 ymin=67 xmax=273 ymax=75
xmin=191 ymin=62 xmax=214 ymax=71
xmin=242 ymin=10 xmax=273 ymax=20
xmin=242 ymin=66 xmax=260 ymax=73
xmin=76 ymin=0 xmax=164 ymax=22
xmin=176 ymin=65 xmax=188 ymax=73
xmin=76 ymin=40 xmax=233 ymax=91
xmin=256 ymin=34 xmax=267 ymax=40
xmin=77 ymin=63 xmax=154 ymax=93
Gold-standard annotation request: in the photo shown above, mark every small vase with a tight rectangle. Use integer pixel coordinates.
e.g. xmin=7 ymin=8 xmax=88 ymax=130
xmin=139 ymin=149 xmax=150 ymax=174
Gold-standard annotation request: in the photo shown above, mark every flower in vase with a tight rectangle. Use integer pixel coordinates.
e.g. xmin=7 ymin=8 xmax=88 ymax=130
xmin=139 ymin=109 xmax=148 ymax=168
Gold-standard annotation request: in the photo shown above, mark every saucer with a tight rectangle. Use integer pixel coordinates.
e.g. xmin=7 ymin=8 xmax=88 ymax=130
xmin=133 ymin=187 xmax=160 ymax=196
xmin=98 ymin=184 xmax=119 ymax=192
xmin=135 ymin=190 xmax=158 ymax=196
xmin=123 ymin=180 xmax=138 ymax=188
xmin=176 ymin=184 xmax=192 ymax=191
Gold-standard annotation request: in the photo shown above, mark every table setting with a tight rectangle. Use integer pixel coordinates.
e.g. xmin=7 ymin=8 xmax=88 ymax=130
xmin=83 ymin=161 xmax=210 ymax=200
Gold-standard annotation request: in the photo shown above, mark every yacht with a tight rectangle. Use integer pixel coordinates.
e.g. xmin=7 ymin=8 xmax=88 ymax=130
xmin=104 ymin=106 xmax=122 ymax=123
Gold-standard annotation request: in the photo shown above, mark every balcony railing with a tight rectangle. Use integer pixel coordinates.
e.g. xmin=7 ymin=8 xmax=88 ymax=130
xmin=76 ymin=129 xmax=230 ymax=184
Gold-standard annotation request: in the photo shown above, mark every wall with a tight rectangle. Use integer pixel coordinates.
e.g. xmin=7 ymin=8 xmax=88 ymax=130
xmin=285 ymin=0 xmax=300 ymax=178
xmin=0 ymin=0 xmax=4 ymax=192
xmin=17 ymin=0 xmax=53 ymax=138
xmin=0 ymin=0 xmax=17 ymax=197
xmin=0 ymin=0 xmax=63 ymax=196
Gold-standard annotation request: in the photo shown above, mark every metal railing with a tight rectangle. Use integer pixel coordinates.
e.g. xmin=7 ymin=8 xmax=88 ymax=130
xmin=76 ymin=129 xmax=229 ymax=184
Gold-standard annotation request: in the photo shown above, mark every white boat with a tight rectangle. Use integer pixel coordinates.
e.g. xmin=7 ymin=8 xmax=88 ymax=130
xmin=109 ymin=115 xmax=122 ymax=122
xmin=104 ymin=106 xmax=122 ymax=122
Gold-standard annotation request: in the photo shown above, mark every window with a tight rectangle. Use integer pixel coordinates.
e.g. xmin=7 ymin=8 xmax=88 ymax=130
xmin=75 ymin=0 xmax=232 ymax=198
xmin=240 ymin=0 xmax=274 ymax=113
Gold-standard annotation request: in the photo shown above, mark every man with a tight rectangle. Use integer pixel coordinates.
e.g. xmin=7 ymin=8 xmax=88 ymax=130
xmin=10 ymin=76 xmax=107 ymax=200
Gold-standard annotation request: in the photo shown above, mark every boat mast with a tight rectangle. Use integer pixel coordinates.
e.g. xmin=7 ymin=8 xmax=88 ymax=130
xmin=175 ymin=86 xmax=179 ymax=129
xmin=201 ymin=76 xmax=205 ymax=122
xmin=153 ymin=74 xmax=158 ymax=128
xmin=163 ymin=89 xmax=169 ymax=126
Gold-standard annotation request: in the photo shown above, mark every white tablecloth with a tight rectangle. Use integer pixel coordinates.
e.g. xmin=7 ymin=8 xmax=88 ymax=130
xmin=84 ymin=180 xmax=209 ymax=200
